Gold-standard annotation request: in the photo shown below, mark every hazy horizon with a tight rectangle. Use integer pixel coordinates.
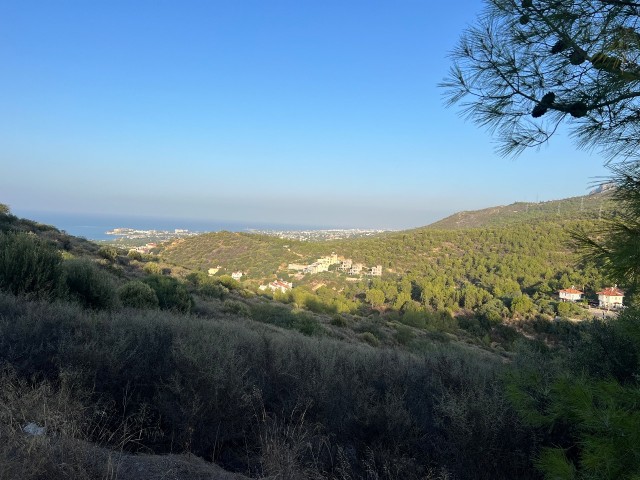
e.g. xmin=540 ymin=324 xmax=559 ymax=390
xmin=2 ymin=1 xmax=610 ymax=227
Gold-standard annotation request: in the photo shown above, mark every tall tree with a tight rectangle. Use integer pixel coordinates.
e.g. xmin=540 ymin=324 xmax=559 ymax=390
xmin=442 ymin=0 xmax=640 ymax=160
xmin=573 ymin=162 xmax=640 ymax=296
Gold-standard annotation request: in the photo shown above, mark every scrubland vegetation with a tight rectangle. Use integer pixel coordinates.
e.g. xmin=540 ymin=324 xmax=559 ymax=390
xmin=2 ymin=201 xmax=640 ymax=479
xmin=161 ymin=193 xmax=614 ymax=328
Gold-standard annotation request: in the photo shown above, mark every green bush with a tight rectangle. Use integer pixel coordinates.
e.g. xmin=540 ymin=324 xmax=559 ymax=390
xmin=217 ymin=275 xmax=241 ymax=290
xmin=556 ymin=301 xmax=571 ymax=317
xmin=331 ymin=315 xmax=348 ymax=327
xmin=198 ymin=280 xmax=229 ymax=300
xmin=222 ymin=299 xmax=251 ymax=317
xmin=98 ymin=246 xmax=118 ymax=262
xmin=394 ymin=324 xmax=415 ymax=345
xmin=400 ymin=310 xmax=428 ymax=329
xmin=143 ymin=262 xmax=161 ymax=275
xmin=0 ymin=291 xmax=538 ymax=479
xmin=143 ymin=275 xmax=193 ymax=313
xmin=250 ymin=303 xmax=296 ymax=328
xmin=292 ymin=313 xmax=323 ymax=336
xmin=0 ymin=232 xmax=63 ymax=298
xmin=63 ymin=259 xmax=117 ymax=310
xmin=127 ymin=249 xmax=143 ymax=261
xmin=118 ymin=280 xmax=159 ymax=309
xmin=359 ymin=331 xmax=380 ymax=347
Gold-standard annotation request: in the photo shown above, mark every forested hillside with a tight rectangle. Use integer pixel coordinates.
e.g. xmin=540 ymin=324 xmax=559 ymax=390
xmin=158 ymin=193 xmax=613 ymax=325
xmin=427 ymin=190 xmax=614 ymax=229
xmin=1 ymin=196 xmax=638 ymax=480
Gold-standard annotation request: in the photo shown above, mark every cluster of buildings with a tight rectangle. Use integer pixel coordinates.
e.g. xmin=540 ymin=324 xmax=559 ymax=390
xmin=259 ymin=280 xmax=294 ymax=294
xmin=337 ymin=259 xmax=382 ymax=277
xmin=206 ymin=267 xmax=243 ymax=281
xmin=288 ymin=253 xmax=340 ymax=274
xmin=558 ymin=285 xmax=625 ymax=309
xmin=287 ymin=253 xmax=383 ymax=277
xmin=130 ymin=243 xmax=157 ymax=254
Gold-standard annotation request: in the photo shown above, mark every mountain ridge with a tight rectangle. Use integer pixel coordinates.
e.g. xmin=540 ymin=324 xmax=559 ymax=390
xmin=425 ymin=190 xmax=615 ymax=230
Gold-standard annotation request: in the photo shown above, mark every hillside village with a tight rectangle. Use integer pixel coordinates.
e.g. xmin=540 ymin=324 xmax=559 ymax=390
xmin=201 ymin=249 xmax=624 ymax=314
xmin=205 ymin=251 xmax=384 ymax=295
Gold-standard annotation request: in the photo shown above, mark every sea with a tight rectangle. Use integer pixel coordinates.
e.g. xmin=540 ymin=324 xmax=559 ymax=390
xmin=16 ymin=211 xmax=325 ymax=241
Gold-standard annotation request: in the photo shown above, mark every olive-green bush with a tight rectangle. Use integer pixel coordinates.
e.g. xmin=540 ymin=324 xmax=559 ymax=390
xmin=63 ymin=258 xmax=118 ymax=310
xmin=118 ymin=280 xmax=159 ymax=309
xmin=0 ymin=232 xmax=63 ymax=298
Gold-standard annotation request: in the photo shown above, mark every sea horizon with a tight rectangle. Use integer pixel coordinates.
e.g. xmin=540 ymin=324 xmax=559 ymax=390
xmin=15 ymin=210 xmax=343 ymax=241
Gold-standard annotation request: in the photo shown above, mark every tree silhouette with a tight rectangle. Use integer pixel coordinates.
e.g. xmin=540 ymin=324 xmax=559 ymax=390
xmin=442 ymin=0 xmax=640 ymax=161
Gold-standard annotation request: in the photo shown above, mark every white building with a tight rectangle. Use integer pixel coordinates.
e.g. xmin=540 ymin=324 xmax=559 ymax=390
xmin=369 ymin=265 xmax=383 ymax=277
xmin=338 ymin=259 xmax=353 ymax=272
xmin=269 ymin=280 xmax=293 ymax=293
xmin=597 ymin=286 xmax=624 ymax=309
xmin=348 ymin=263 xmax=364 ymax=275
xmin=558 ymin=286 xmax=583 ymax=302
xmin=231 ymin=271 xmax=243 ymax=281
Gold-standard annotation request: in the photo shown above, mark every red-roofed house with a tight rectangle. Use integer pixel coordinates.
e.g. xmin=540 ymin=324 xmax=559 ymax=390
xmin=558 ymin=286 xmax=583 ymax=302
xmin=269 ymin=280 xmax=293 ymax=294
xmin=597 ymin=286 xmax=624 ymax=309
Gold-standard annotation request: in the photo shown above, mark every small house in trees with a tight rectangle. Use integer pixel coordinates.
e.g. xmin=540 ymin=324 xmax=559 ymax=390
xmin=348 ymin=263 xmax=364 ymax=275
xmin=338 ymin=259 xmax=353 ymax=272
xmin=597 ymin=286 xmax=624 ymax=309
xmin=558 ymin=286 xmax=583 ymax=302
xmin=208 ymin=266 xmax=221 ymax=276
xmin=231 ymin=271 xmax=243 ymax=281
xmin=268 ymin=280 xmax=293 ymax=294
xmin=369 ymin=265 xmax=383 ymax=276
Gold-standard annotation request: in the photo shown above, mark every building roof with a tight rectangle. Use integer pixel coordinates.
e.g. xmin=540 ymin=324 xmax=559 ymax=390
xmin=559 ymin=287 xmax=583 ymax=294
xmin=597 ymin=287 xmax=624 ymax=296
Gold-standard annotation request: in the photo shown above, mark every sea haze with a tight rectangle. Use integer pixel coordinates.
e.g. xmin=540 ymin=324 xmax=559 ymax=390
xmin=16 ymin=211 xmax=333 ymax=241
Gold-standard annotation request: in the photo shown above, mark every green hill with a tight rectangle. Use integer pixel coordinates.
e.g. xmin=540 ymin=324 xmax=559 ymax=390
xmin=151 ymin=192 xmax=621 ymax=341
xmin=427 ymin=190 xmax=616 ymax=230
xmin=1 ymin=200 xmax=633 ymax=480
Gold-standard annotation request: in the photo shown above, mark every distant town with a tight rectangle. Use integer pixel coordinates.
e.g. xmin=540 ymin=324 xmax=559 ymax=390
xmin=102 ymin=227 xmax=393 ymax=245
xmin=104 ymin=227 xmax=201 ymax=245
xmin=249 ymin=228 xmax=394 ymax=241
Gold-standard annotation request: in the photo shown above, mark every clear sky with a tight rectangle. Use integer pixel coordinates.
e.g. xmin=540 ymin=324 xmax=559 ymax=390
xmin=1 ymin=0 xmax=610 ymax=230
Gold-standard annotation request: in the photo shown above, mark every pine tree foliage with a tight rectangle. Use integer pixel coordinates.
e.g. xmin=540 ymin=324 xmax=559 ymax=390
xmin=573 ymin=163 xmax=640 ymax=294
xmin=442 ymin=0 xmax=640 ymax=160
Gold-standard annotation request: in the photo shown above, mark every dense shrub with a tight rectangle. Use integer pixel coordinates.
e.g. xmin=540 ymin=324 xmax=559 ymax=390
xmin=143 ymin=262 xmax=161 ymax=275
xmin=572 ymin=316 xmax=639 ymax=384
xmin=359 ymin=331 xmax=380 ymax=346
xmin=197 ymin=280 xmax=229 ymax=300
xmin=143 ymin=275 xmax=193 ymax=312
xmin=63 ymin=258 xmax=118 ymax=309
xmin=118 ymin=280 xmax=159 ymax=309
xmin=248 ymin=303 xmax=322 ymax=335
xmin=127 ymin=249 xmax=143 ymax=261
xmin=222 ymin=299 xmax=251 ymax=316
xmin=97 ymin=245 xmax=118 ymax=262
xmin=217 ymin=275 xmax=241 ymax=290
xmin=0 ymin=291 xmax=538 ymax=479
xmin=0 ymin=232 xmax=63 ymax=298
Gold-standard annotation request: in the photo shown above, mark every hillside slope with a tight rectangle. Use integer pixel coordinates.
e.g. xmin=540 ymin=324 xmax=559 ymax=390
xmin=427 ymin=190 xmax=615 ymax=230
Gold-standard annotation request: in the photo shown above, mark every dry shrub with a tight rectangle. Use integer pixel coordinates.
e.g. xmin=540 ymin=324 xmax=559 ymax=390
xmin=0 ymin=365 xmax=94 ymax=480
xmin=247 ymin=388 xmax=328 ymax=480
xmin=0 ymin=366 xmax=160 ymax=480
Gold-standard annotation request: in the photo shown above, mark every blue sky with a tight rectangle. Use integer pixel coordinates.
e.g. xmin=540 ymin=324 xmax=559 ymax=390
xmin=1 ymin=0 xmax=610 ymax=229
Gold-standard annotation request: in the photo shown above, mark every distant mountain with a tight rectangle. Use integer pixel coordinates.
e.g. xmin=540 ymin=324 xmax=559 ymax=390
xmin=426 ymin=190 xmax=616 ymax=230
